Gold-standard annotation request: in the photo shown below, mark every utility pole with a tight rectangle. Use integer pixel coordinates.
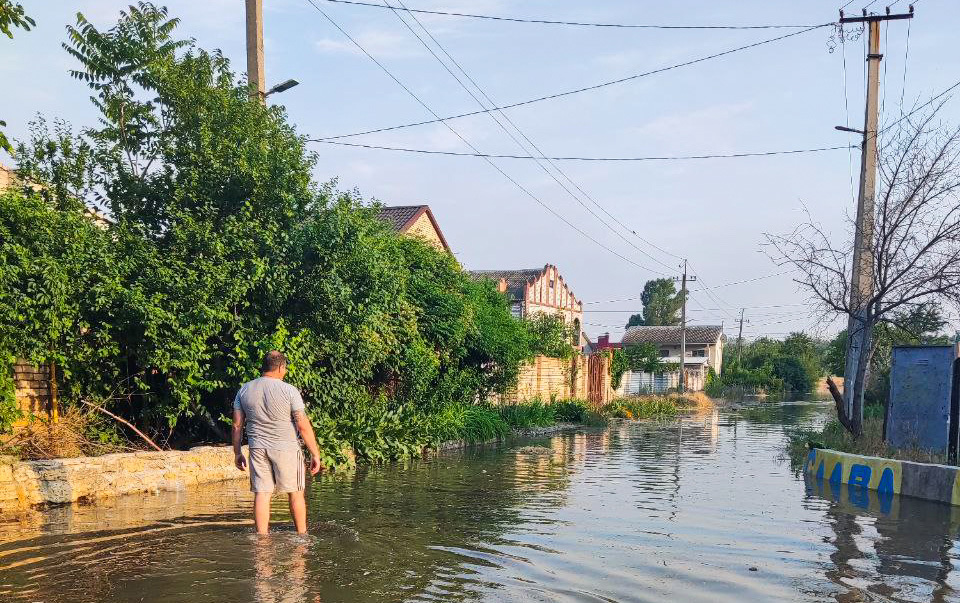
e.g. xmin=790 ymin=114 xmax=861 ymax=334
xmin=736 ymin=308 xmax=748 ymax=366
xmin=674 ymin=260 xmax=696 ymax=392
xmin=245 ymin=0 xmax=265 ymax=102
xmin=838 ymin=6 xmax=914 ymax=427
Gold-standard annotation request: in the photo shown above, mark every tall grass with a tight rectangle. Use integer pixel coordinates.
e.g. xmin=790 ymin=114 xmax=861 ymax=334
xmin=604 ymin=397 xmax=679 ymax=420
xmin=552 ymin=399 xmax=589 ymax=423
xmin=785 ymin=414 xmax=945 ymax=469
xmin=498 ymin=400 xmax=556 ymax=428
xmin=427 ymin=403 xmax=509 ymax=444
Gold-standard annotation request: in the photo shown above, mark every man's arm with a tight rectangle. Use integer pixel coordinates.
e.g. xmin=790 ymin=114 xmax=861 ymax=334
xmin=293 ymin=410 xmax=322 ymax=475
xmin=232 ymin=408 xmax=247 ymax=471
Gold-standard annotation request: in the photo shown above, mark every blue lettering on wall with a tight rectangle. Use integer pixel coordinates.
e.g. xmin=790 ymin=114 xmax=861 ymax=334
xmin=848 ymin=464 xmax=871 ymax=488
xmin=829 ymin=462 xmax=843 ymax=485
xmin=877 ymin=468 xmax=894 ymax=496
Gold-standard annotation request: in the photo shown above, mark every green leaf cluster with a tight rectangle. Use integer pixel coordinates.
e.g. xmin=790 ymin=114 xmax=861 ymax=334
xmin=0 ymin=4 xmax=560 ymax=460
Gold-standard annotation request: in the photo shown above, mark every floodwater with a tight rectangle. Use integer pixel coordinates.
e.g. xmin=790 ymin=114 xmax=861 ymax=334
xmin=2 ymin=402 xmax=960 ymax=602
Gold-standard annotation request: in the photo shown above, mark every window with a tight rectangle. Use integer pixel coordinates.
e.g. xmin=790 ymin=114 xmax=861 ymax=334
xmin=549 ymin=278 xmax=555 ymax=289
xmin=659 ymin=349 xmax=670 ymax=357
xmin=692 ymin=349 xmax=706 ymax=357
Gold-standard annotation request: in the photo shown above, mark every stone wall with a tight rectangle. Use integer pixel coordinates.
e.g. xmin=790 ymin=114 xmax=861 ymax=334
xmin=0 ymin=445 xmax=246 ymax=512
xmin=499 ymin=355 xmax=588 ymax=404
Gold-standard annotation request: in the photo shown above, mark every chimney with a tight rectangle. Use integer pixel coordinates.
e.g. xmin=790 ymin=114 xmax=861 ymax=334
xmin=598 ymin=333 xmax=609 ymax=347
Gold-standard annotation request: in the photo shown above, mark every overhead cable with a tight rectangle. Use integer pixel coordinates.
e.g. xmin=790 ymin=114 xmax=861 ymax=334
xmin=378 ymin=0 xmax=672 ymax=274
xmin=311 ymin=140 xmax=855 ymax=161
xmin=321 ymin=0 xmax=832 ymax=30
xmin=303 ymin=0 xmax=666 ymax=275
xmin=315 ymin=23 xmax=833 ymax=141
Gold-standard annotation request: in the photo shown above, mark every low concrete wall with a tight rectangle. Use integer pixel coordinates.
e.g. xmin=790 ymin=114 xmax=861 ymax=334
xmin=0 ymin=446 xmax=245 ymax=513
xmin=805 ymin=447 xmax=960 ymax=506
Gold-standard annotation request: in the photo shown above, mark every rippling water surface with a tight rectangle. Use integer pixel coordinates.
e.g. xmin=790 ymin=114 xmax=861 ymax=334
xmin=2 ymin=402 xmax=959 ymax=602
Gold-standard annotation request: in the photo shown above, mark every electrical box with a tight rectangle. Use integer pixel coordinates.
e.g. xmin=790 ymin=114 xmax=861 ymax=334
xmin=886 ymin=345 xmax=959 ymax=455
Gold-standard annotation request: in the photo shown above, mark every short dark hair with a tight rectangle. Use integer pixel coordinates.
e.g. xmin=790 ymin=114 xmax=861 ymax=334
xmin=261 ymin=350 xmax=287 ymax=373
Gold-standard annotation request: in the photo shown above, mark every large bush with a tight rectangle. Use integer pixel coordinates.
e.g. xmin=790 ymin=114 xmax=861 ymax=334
xmin=0 ymin=4 xmax=571 ymax=464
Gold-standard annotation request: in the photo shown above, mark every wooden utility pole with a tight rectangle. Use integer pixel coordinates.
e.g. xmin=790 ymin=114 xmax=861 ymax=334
xmin=245 ymin=0 xmax=265 ymax=102
xmin=838 ymin=7 xmax=914 ymax=426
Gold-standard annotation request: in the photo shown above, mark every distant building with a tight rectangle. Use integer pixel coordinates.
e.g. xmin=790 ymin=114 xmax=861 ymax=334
xmin=622 ymin=325 xmax=724 ymax=374
xmin=0 ymin=160 xmax=112 ymax=227
xmin=469 ymin=264 xmax=584 ymax=347
xmin=377 ymin=204 xmax=451 ymax=253
xmin=0 ymin=162 xmax=15 ymax=190
xmin=618 ymin=325 xmax=724 ymax=393
xmin=594 ymin=333 xmax=622 ymax=352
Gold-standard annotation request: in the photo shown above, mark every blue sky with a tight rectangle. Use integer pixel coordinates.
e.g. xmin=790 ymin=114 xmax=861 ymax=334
xmin=3 ymin=0 xmax=957 ymax=341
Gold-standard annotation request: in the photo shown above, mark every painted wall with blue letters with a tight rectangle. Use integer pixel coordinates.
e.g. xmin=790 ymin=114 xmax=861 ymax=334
xmin=806 ymin=447 xmax=960 ymax=506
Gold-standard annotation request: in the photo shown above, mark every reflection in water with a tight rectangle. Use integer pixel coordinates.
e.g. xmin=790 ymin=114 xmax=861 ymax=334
xmin=1 ymin=402 xmax=959 ymax=602
xmin=807 ymin=477 xmax=960 ymax=602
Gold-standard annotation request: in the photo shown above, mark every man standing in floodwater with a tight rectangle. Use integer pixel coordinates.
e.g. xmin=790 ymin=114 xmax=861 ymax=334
xmin=232 ymin=350 xmax=322 ymax=534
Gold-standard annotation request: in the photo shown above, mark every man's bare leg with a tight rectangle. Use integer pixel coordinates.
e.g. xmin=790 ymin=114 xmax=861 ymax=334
xmin=254 ymin=492 xmax=272 ymax=535
xmin=289 ymin=491 xmax=307 ymax=534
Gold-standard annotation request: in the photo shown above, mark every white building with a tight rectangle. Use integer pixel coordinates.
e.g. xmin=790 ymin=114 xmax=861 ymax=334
xmin=617 ymin=325 xmax=724 ymax=394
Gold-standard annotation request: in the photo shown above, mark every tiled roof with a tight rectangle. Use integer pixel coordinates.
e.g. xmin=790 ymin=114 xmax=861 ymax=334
xmin=622 ymin=325 xmax=724 ymax=346
xmin=377 ymin=205 xmax=426 ymax=231
xmin=469 ymin=268 xmax=543 ymax=297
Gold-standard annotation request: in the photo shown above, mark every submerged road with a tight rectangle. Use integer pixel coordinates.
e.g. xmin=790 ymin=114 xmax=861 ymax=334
xmin=0 ymin=402 xmax=957 ymax=602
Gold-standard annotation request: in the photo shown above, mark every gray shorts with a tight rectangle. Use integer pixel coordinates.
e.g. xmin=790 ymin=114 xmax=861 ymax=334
xmin=248 ymin=448 xmax=305 ymax=493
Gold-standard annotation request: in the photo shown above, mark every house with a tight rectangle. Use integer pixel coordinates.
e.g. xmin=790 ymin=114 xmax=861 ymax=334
xmin=469 ymin=264 xmax=584 ymax=342
xmin=377 ymin=204 xmax=451 ymax=253
xmin=618 ymin=325 xmax=724 ymax=393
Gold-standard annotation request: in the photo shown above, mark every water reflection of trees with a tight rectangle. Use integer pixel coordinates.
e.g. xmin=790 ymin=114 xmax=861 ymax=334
xmin=0 ymin=441 xmax=583 ymax=603
xmin=807 ymin=478 xmax=959 ymax=602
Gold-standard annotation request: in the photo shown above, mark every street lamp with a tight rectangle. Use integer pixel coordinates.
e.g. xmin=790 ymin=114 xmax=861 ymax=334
xmin=265 ymin=79 xmax=299 ymax=97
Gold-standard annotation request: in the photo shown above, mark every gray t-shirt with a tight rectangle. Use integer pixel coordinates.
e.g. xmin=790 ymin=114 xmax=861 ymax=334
xmin=233 ymin=377 xmax=306 ymax=450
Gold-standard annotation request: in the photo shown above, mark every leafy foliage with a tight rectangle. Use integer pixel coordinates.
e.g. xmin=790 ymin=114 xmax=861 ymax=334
xmin=0 ymin=0 xmax=35 ymax=153
xmin=714 ymin=333 xmax=823 ymax=395
xmin=626 ymin=278 xmax=684 ymax=328
xmin=0 ymin=3 xmax=566 ymax=460
xmin=824 ymin=303 xmax=951 ymax=406
xmin=552 ymin=399 xmax=589 ymax=423
xmin=498 ymin=400 xmax=556 ymax=428
xmin=604 ymin=397 xmax=679 ymax=420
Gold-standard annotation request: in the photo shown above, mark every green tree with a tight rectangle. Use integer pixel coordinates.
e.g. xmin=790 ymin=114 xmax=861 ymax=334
xmin=2 ymin=4 xmax=552 ymax=459
xmin=0 ymin=0 xmax=35 ymax=153
xmin=634 ymin=278 xmax=683 ymax=327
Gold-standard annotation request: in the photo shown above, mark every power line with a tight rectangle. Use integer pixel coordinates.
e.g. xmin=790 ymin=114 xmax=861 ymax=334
xmin=320 ymin=0 xmax=832 ymax=30
xmin=899 ymin=17 xmax=911 ymax=115
xmin=311 ymin=139 xmax=856 ymax=161
xmin=583 ymin=272 xmax=799 ymax=305
xmin=315 ymin=23 xmax=833 ymax=141
xmin=303 ymin=0 xmax=667 ymax=276
xmin=378 ymin=0 xmax=673 ymax=274
xmin=841 ymin=21 xmax=856 ymax=204
xmin=878 ymin=77 xmax=960 ymax=137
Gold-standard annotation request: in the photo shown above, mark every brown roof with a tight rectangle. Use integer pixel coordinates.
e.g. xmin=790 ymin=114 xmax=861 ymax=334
xmin=376 ymin=204 xmax=451 ymax=252
xmin=622 ymin=325 xmax=724 ymax=346
xmin=469 ymin=268 xmax=543 ymax=299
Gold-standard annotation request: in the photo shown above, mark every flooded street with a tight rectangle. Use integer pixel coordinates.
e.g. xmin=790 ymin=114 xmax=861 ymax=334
xmin=2 ymin=402 xmax=960 ymax=602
